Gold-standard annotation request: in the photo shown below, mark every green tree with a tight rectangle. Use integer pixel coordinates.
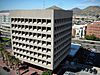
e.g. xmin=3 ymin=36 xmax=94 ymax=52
xmin=14 ymin=58 xmax=21 ymax=68
xmin=14 ymin=58 xmax=21 ymax=75
xmin=0 ymin=31 xmax=3 ymax=42
xmin=90 ymin=34 xmax=96 ymax=40
xmin=85 ymin=34 xmax=97 ymax=40
xmin=0 ymin=43 xmax=6 ymax=62
xmin=4 ymin=50 xmax=11 ymax=66
xmin=42 ymin=70 xmax=52 ymax=75
xmin=93 ymin=46 xmax=96 ymax=49
xmin=81 ymin=18 xmax=85 ymax=21
xmin=0 ymin=43 xmax=13 ymax=67
xmin=95 ymin=14 xmax=99 ymax=20
xmin=85 ymin=35 xmax=90 ymax=40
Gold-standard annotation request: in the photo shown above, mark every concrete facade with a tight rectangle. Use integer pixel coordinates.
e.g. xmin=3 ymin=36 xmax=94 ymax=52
xmin=0 ymin=11 xmax=10 ymax=38
xmin=10 ymin=9 xmax=72 ymax=70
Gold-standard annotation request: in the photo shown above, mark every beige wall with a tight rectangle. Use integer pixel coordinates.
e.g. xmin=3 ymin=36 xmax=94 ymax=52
xmin=10 ymin=9 xmax=72 ymax=70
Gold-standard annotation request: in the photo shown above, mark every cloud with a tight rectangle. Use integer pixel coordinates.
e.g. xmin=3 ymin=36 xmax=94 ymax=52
xmin=83 ymin=0 xmax=100 ymax=3
xmin=86 ymin=0 xmax=96 ymax=2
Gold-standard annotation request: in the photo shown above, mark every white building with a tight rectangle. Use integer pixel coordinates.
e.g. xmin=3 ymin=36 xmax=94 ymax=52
xmin=73 ymin=15 xmax=96 ymax=23
xmin=10 ymin=7 xmax=72 ymax=70
xmin=0 ymin=10 xmax=10 ymax=38
xmin=72 ymin=24 xmax=87 ymax=38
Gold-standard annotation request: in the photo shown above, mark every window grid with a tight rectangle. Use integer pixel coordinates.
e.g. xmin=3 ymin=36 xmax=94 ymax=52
xmin=11 ymin=18 xmax=52 ymax=66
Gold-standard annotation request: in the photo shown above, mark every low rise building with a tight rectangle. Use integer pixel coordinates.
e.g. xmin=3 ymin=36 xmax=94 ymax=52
xmin=72 ymin=24 xmax=87 ymax=38
xmin=86 ymin=21 xmax=100 ymax=38
xmin=73 ymin=15 xmax=95 ymax=25
xmin=0 ymin=10 xmax=10 ymax=38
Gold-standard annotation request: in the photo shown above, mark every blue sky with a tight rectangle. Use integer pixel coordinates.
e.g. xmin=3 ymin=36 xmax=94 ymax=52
xmin=0 ymin=0 xmax=100 ymax=10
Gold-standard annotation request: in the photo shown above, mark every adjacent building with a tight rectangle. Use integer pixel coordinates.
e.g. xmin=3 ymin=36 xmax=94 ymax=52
xmin=10 ymin=8 xmax=73 ymax=70
xmin=72 ymin=24 xmax=87 ymax=38
xmin=0 ymin=10 xmax=10 ymax=38
xmin=86 ymin=21 xmax=100 ymax=38
xmin=73 ymin=15 xmax=95 ymax=25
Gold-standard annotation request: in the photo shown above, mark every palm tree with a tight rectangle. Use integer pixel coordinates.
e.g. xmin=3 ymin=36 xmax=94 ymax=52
xmin=42 ymin=70 xmax=52 ymax=75
xmin=0 ymin=44 xmax=3 ymax=55
xmin=7 ymin=55 xmax=15 ymax=69
xmin=0 ymin=31 xmax=3 ymax=43
xmin=9 ymin=56 xmax=20 ymax=70
xmin=14 ymin=58 xmax=21 ymax=75
xmin=0 ymin=43 xmax=6 ymax=62
xmin=4 ymin=50 xmax=11 ymax=66
xmin=14 ymin=58 xmax=21 ymax=68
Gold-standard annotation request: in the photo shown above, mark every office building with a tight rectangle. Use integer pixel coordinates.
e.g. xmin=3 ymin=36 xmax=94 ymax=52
xmin=0 ymin=10 xmax=10 ymax=38
xmin=10 ymin=7 xmax=72 ymax=70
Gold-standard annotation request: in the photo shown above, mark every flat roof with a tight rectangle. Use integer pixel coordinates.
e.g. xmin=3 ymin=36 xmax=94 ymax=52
xmin=0 ymin=10 xmax=9 ymax=13
xmin=69 ymin=43 xmax=81 ymax=57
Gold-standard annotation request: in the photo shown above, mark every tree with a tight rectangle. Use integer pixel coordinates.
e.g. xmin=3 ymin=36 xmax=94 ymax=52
xmin=85 ymin=34 xmax=98 ymax=41
xmin=0 ymin=43 xmax=13 ymax=67
xmin=85 ymin=35 xmax=90 ymax=40
xmin=42 ymin=70 xmax=52 ymax=75
xmin=7 ymin=56 xmax=15 ymax=69
xmin=0 ymin=31 xmax=3 ymax=43
xmin=4 ymin=50 xmax=11 ymax=66
xmin=14 ymin=58 xmax=21 ymax=68
xmin=13 ymin=57 xmax=21 ymax=75
xmin=81 ymin=18 xmax=85 ymax=21
xmin=90 ymin=34 xmax=96 ymax=40
xmin=93 ymin=46 xmax=96 ymax=49
xmin=95 ymin=14 xmax=99 ymax=20
xmin=0 ymin=43 xmax=6 ymax=62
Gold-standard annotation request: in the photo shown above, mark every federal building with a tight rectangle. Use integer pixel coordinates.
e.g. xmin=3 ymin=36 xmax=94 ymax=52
xmin=10 ymin=7 xmax=72 ymax=70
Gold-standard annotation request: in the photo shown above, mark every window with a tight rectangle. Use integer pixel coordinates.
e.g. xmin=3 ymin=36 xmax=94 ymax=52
xmin=42 ymin=27 xmax=46 ymax=31
xmin=29 ymin=19 xmax=32 ymax=23
xmin=47 ymin=27 xmax=51 ymax=32
xmin=33 ymin=19 xmax=36 ymax=23
xmin=25 ymin=18 xmax=28 ymax=23
xmin=21 ymin=18 xmax=24 ymax=23
xmin=3 ymin=15 xmax=6 ymax=22
xmin=47 ymin=19 xmax=51 ymax=24
xmin=37 ymin=19 xmax=41 ymax=23
xmin=11 ymin=18 xmax=14 ymax=22
xmin=18 ymin=18 xmax=21 ymax=22
xmin=42 ymin=19 xmax=46 ymax=24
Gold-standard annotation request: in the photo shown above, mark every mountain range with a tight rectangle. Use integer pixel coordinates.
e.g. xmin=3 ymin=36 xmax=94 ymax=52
xmin=72 ymin=6 xmax=100 ymax=16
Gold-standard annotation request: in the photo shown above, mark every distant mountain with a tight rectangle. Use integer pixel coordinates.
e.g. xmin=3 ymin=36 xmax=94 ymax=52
xmin=72 ymin=6 xmax=100 ymax=16
xmin=82 ymin=6 xmax=100 ymax=16
xmin=46 ymin=5 xmax=64 ymax=10
xmin=72 ymin=8 xmax=82 ymax=15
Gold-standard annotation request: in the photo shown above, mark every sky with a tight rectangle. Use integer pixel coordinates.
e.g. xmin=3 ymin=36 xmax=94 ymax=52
xmin=0 ymin=0 xmax=100 ymax=10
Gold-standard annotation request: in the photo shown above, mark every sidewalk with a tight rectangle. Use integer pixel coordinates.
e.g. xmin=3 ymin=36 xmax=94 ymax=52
xmin=0 ymin=58 xmax=43 ymax=75
xmin=0 ymin=59 xmax=17 ymax=75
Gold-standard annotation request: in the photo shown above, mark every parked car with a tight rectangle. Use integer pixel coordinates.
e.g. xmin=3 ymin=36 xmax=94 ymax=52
xmin=86 ymin=61 xmax=93 ymax=65
xmin=93 ymin=69 xmax=97 ymax=74
xmin=18 ymin=65 xmax=28 ymax=70
xmin=31 ymin=72 xmax=37 ymax=75
xmin=89 ymin=52 xmax=95 ymax=57
xmin=3 ymin=66 xmax=10 ymax=72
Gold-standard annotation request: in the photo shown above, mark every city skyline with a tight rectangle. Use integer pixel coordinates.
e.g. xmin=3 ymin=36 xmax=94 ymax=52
xmin=0 ymin=0 xmax=100 ymax=11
